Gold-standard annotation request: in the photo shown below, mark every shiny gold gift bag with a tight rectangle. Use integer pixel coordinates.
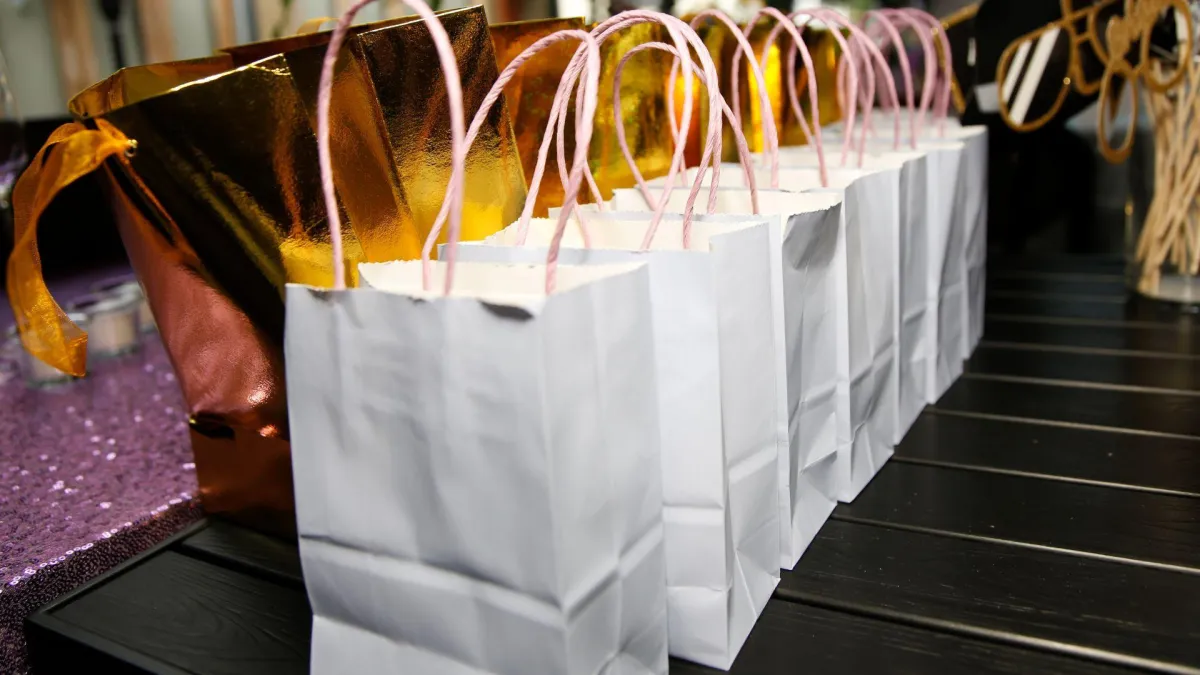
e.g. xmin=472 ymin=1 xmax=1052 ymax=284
xmin=490 ymin=18 xmax=674 ymax=211
xmin=490 ymin=17 xmax=586 ymax=215
xmin=226 ymin=6 xmax=527 ymax=254
xmin=7 ymin=7 xmax=524 ymax=537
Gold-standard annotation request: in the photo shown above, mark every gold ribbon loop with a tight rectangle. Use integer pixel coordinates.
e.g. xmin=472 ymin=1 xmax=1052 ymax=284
xmin=7 ymin=120 xmax=133 ymax=377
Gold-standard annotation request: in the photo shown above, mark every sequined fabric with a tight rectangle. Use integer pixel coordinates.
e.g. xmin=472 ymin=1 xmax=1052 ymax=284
xmin=0 ymin=282 xmax=200 ymax=673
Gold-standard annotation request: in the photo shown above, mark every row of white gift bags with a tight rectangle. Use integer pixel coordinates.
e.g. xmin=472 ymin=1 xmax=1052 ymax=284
xmin=781 ymin=9 xmax=949 ymax=438
xmin=455 ymin=14 xmax=779 ymax=670
xmin=620 ymin=9 xmax=847 ymax=570
xmin=285 ymin=9 xmax=669 ymax=674
xmin=824 ymin=8 xmax=989 ymax=359
xmin=772 ymin=9 xmax=964 ymax=407
xmin=688 ymin=9 xmax=901 ymax=501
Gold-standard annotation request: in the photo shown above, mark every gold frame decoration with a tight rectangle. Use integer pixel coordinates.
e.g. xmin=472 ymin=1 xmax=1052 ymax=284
xmin=994 ymin=0 xmax=1193 ymax=163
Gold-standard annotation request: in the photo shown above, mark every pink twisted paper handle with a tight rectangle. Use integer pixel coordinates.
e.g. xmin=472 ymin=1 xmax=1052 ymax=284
xmin=614 ymin=41 xmax=760 ymax=225
xmin=859 ymin=10 xmax=917 ymax=148
xmin=545 ymin=12 xmax=700 ymax=244
xmin=317 ymin=0 xmax=462 ymax=292
xmin=424 ymin=28 xmax=602 ymax=288
xmin=736 ymin=8 xmax=831 ymax=183
xmin=902 ymin=8 xmax=952 ymax=136
xmin=801 ymin=10 xmax=898 ymax=157
xmin=662 ymin=10 xmax=780 ymax=188
xmin=553 ymin=12 xmax=725 ymax=249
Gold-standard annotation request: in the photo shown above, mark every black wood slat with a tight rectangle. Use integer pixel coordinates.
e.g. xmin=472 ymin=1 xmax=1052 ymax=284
xmin=179 ymin=520 xmax=304 ymax=586
xmin=989 ymin=256 xmax=1127 ymax=275
xmin=986 ymin=294 xmax=1195 ymax=324
xmin=965 ymin=344 xmax=1200 ymax=391
xmin=835 ymin=462 xmax=1200 ymax=572
xmin=934 ymin=378 xmax=1200 ymax=437
xmin=673 ymin=598 xmax=1136 ymax=675
xmin=48 ymin=551 xmax=311 ymax=675
xmin=897 ymin=413 xmax=1200 ymax=497
xmin=983 ymin=317 xmax=1200 ymax=355
xmin=779 ymin=520 xmax=1200 ymax=674
xmin=985 ymin=275 xmax=1128 ymax=296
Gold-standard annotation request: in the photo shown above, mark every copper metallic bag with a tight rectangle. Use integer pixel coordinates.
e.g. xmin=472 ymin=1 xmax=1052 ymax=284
xmin=7 ymin=6 xmax=524 ymax=537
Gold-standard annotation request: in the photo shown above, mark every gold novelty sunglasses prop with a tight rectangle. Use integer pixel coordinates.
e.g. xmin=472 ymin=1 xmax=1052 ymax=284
xmin=996 ymin=0 xmax=1193 ymax=162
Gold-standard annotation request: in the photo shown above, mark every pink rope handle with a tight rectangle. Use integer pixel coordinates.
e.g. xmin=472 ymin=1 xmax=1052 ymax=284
xmin=550 ymin=12 xmax=700 ymax=246
xmin=553 ymin=12 xmax=729 ymax=249
xmin=317 ymin=0 xmax=462 ymax=293
xmin=614 ymin=41 xmax=760 ymax=230
xmin=903 ymin=8 xmax=952 ymax=136
xmin=664 ymin=10 xmax=780 ymax=188
xmin=737 ymin=9 xmax=829 ymax=184
xmin=770 ymin=10 xmax=871 ymax=166
xmin=607 ymin=14 xmax=727 ymax=233
xmin=613 ymin=20 xmax=725 ymax=220
xmin=883 ymin=8 xmax=936 ymax=138
xmin=809 ymin=10 xmax=898 ymax=160
xmin=424 ymin=29 xmax=601 ymax=262
xmin=860 ymin=10 xmax=915 ymax=149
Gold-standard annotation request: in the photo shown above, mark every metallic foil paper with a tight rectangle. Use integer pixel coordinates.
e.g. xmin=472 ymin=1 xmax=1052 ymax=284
xmin=491 ymin=17 xmax=586 ymax=216
xmin=487 ymin=19 xmax=674 ymax=205
xmin=590 ymin=21 xmax=674 ymax=200
xmin=350 ymin=6 xmax=527 ymax=249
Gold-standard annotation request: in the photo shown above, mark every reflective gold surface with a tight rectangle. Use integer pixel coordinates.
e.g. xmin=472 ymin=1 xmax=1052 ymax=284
xmin=491 ymin=17 xmax=586 ymax=216
xmin=354 ymin=6 xmax=527 ymax=249
xmin=591 ymin=21 xmax=674 ymax=200
xmin=777 ymin=29 xmax=843 ymax=146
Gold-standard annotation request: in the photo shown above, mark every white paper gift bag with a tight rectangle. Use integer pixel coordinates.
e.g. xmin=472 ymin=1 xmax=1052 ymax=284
xmin=290 ymin=258 xmax=669 ymax=675
xmin=286 ymin=12 xmax=669 ymax=674
xmin=599 ymin=188 xmax=846 ymax=565
xmin=453 ymin=213 xmax=780 ymax=670
xmin=806 ymin=139 xmax=966 ymax=400
xmin=636 ymin=171 xmax=898 ymax=503
xmin=750 ymin=151 xmax=931 ymax=443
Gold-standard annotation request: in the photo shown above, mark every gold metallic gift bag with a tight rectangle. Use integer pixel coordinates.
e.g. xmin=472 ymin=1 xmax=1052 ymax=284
xmin=226 ymin=5 xmax=527 ymax=255
xmin=490 ymin=17 xmax=586 ymax=215
xmin=490 ymin=19 xmax=674 ymax=208
xmin=8 ymin=6 xmax=525 ymax=537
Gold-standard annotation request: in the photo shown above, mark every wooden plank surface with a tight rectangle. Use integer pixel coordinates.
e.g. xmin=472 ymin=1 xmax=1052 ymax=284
xmin=965 ymin=343 xmax=1200 ymax=391
xmin=985 ymin=293 xmax=1193 ymax=324
xmin=986 ymin=275 xmax=1128 ymax=296
xmin=179 ymin=520 xmax=304 ymax=586
xmin=935 ymin=377 xmax=1200 ymax=437
xmin=982 ymin=317 xmax=1200 ymax=356
xmin=51 ymin=551 xmax=311 ymax=675
xmin=988 ymin=256 xmax=1128 ymax=275
xmin=898 ymin=413 xmax=1200 ymax=498
xmin=780 ymin=520 xmax=1200 ymax=674
xmin=834 ymin=462 xmax=1200 ymax=571
xmin=673 ymin=599 xmax=1140 ymax=675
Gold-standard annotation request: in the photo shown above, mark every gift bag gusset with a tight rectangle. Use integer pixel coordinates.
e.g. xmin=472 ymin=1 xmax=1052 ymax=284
xmin=288 ymin=5 xmax=668 ymax=673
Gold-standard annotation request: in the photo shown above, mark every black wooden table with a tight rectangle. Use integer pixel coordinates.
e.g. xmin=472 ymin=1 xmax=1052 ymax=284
xmin=23 ymin=256 xmax=1200 ymax=675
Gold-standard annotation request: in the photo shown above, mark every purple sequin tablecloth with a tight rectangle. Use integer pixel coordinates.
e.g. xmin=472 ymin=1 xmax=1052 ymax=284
xmin=0 ymin=274 xmax=202 ymax=673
